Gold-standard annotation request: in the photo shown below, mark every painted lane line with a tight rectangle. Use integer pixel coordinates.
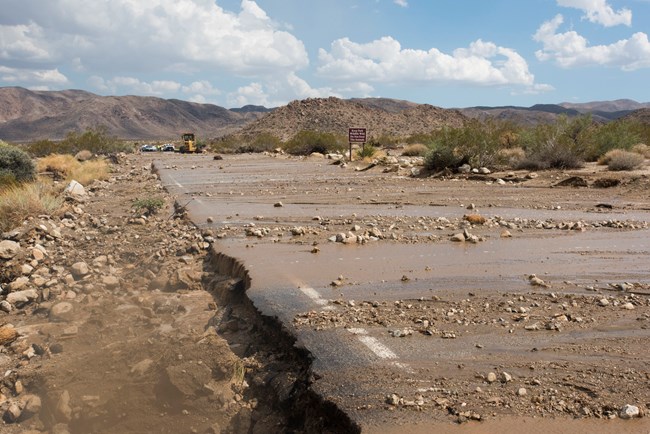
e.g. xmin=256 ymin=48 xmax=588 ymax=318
xmin=299 ymin=286 xmax=328 ymax=306
xmin=357 ymin=335 xmax=398 ymax=360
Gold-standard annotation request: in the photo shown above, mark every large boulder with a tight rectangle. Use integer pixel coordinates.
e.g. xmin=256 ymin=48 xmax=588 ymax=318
xmin=0 ymin=240 xmax=20 ymax=259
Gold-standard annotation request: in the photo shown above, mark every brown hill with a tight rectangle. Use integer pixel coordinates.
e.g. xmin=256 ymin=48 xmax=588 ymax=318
xmin=0 ymin=87 xmax=267 ymax=142
xmin=236 ymin=97 xmax=466 ymax=141
xmin=560 ymin=99 xmax=650 ymax=113
xmin=621 ymin=108 xmax=650 ymax=125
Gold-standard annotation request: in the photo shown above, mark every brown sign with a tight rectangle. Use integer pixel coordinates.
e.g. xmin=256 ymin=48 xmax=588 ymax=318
xmin=348 ymin=128 xmax=367 ymax=143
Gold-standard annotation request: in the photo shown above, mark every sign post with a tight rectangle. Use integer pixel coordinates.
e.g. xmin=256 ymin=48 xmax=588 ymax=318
xmin=348 ymin=128 xmax=367 ymax=161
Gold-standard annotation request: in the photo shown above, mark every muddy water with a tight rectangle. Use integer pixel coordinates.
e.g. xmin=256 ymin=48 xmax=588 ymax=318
xmin=155 ymin=154 xmax=650 ymax=433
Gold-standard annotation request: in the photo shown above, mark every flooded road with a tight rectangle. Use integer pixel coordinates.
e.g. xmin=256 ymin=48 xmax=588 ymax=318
xmin=154 ymin=152 xmax=650 ymax=432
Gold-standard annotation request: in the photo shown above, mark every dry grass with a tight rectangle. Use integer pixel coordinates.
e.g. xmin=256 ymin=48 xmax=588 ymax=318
xmin=401 ymin=144 xmax=429 ymax=157
xmin=37 ymin=154 xmax=110 ymax=185
xmin=0 ymin=182 xmax=63 ymax=232
xmin=631 ymin=143 xmax=650 ymax=158
xmin=599 ymin=149 xmax=646 ymax=171
xmin=496 ymin=147 xmax=526 ymax=168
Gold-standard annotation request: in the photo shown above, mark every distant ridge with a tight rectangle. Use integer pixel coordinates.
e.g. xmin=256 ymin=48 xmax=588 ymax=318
xmin=0 ymin=87 xmax=269 ymax=142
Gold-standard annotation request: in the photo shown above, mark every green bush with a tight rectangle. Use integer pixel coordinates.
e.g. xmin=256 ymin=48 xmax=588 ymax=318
xmin=356 ymin=144 xmax=378 ymax=159
xmin=283 ymin=130 xmax=345 ymax=155
xmin=585 ymin=119 xmax=642 ymax=161
xmin=517 ymin=116 xmax=589 ymax=169
xmin=133 ymin=197 xmax=165 ymax=216
xmin=401 ymin=144 xmax=430 ymax=157
xmin=27 ymin=126 xmax=131 ymax=157
xmin=423 ymin=145 xmax=467 ymax=171
xmin=0 ymin=145 xmax=36 ymax=186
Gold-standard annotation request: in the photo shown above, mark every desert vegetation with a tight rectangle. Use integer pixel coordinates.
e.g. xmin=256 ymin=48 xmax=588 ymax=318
xmin=26 ymin=126 xmax=132 ymax=157
xmin=0 ymin=145 xmax=111 ymax=232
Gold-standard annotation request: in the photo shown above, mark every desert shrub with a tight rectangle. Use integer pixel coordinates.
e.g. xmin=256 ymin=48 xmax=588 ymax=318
xmin=495 ymin=147 xmax=526 ymax=168
xmin=631 ymin=143 xmax=650 ymax=158
xmin=0 ymin=182 xmax=62 ymax=232
xmin=423 ymin=144 xmax=467 ymax=171
xmin=209 ymin=135 xmax=241 ymax=153
xmin=0 ymin=145 xmax=36 ymax=186
xmin=75 ymin=150 xmax=93 ymax=161
xmin=37 ymin=154 xmax=79 ymax=178
xmin=27 ymin=127 xmax=130 ymax=157
xmin=602 ymin=149 xmax=645 ymax=171
xmin=238 ymin=133 xmax=282 ymax=153
xmin=369 ymin=134 xmax=399 ymax=148
xmin=356 ymin=144 xmax=378 ymax=159
xmin=585 ymin=120 xmax=642 ymax=161
xmin=517 ymin=116 xmax=588 ymax=169
xmin=133 ymin=197 xmax=165 ymax=216
xmin=69 ymin=159 xmax=110 ymax=185
xmin=401 ymin=144 xmax=429 ymax=157
xmin=26 ymin=139 xmax=66 ymax=157
xmin=283 ymin=130 xmax=345 ymax=155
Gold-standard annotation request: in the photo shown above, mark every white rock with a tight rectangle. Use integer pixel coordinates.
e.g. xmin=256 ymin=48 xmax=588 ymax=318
xmin=6 ymin=289 xmax=39 ymax=306
xmin=620 ymin=404 xmax=640 ymax=419
xmin=71 ymin=262 xmax=90 ymax=278
xmin=64 ymin=180 xmax=87 ymax=198
xmin=0 ymin=240 xmax=20 ymax=259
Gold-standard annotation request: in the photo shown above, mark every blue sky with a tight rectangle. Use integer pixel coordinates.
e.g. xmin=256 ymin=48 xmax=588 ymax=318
xmin=1 ymin=0 xmax=649 ymax=108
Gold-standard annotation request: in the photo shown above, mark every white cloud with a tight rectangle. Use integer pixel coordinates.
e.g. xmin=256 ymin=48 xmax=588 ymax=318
xmin=534 ymin=14 xmax=650 ymax=70
xmin=89 ymin=76 xmax=182 ymax=95
xmin=0 ymin=0 xmax=309 ymax=77
xmin=557 ymin=0 xmax=632 ymax=27
xmin=394 ymin=0 xmax=408 ymax=7
xmin=0 ymin=66 xmax=68 ymax=84
xmin=317 ymin=36 xmax=538 ymax=87
xmin=226 ymin=73 xmax=336 ymax=107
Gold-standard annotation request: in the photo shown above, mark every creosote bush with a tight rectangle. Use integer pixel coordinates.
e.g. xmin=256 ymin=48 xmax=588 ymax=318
xmin=356 ymin=144 xmax=378 ymax=159
xmin=26 ymin=126 xmax=131 ymax=157
xmin=283 ymin=130 xmax=345 ymax=155
xmin=0 ymin=144 xmax=36 ymax=187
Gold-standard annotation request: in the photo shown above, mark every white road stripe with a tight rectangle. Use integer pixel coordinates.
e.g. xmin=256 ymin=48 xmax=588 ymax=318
xmin=358 ymin=335 xmax=398 ymax=359
xmin=299 ymin=286 xmax=328 ymax=306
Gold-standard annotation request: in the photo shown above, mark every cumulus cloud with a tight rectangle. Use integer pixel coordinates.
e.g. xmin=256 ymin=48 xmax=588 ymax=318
xmin=557 ymin=0 xmax=632 ymax=27
xmin=227 ymin=72 xmax=336 ymax=107
xmin=0 ymin=66 xmax=68 ymax=85
xmin=317 ymin=36 xmax=539 ymax=88
xmin=89 ymin=76 xmax=182 ymax=95
xmin=0 ymin=0 xmax=308 ymax=77
xmin=394 ymin=0 xmax=408 ymax=7
xmin=534 ymin=14 xmax=650 ymax=70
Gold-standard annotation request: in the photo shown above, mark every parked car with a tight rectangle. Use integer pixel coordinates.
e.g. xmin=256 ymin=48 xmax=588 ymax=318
xmin=140 ymin=144 xmax=158 ymax=152
xmin=161 ymin=144 xmax=176 ymax=152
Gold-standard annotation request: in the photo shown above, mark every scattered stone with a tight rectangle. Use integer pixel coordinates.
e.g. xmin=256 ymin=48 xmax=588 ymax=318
xmin=49 ymin=302 xmax=75 ymax=322
xmin=3 ymin=402 xmax=22 ymax=423
xmin=501 ymin=372 xmax=512 ymax=383
xmin=64 ymin=180 xmax=87 ymax=199
xmin=0 ymin=240 xmax=20 ymax=259
xmin=0 ymin=325 xmax=18 ymax=345
xmin=274 ymin=202 xmax=283 ymax=207
xmin=517 ymin=388 xmax=527 ymax=396
xmin=71 ymin=262 xmax=90 ymax=279
xmin=619 ymin=404 xmax=640 ymax=419
xmin=529 ymin=274 xmax=550 ymax=288
xmin=6 ymin=289 xmax=39 ymax=306
xmin=450 ymin=233 xmax=465 ymax=242
xmin=486 ymin=372 xmax=497 ymax=383
xmin=55 ymin=390 xmax=73 ymax=422
xmin=598 ymin=298 xmax=610 ymax=307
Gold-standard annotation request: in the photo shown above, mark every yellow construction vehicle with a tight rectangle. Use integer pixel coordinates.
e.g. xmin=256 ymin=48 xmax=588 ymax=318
xmin=179 ymin=132 xmax=203 ymax=153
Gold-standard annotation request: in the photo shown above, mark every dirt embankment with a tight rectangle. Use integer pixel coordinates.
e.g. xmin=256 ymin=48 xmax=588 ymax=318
xmin=0 ymin=154 xmax=356 ymax=434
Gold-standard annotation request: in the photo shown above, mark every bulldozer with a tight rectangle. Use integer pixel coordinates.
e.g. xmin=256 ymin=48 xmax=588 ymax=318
xmin=178 ymin=132 xmax=203 ymax=153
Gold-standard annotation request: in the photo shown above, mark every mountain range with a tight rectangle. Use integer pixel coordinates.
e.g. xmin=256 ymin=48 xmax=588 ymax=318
xmin=1 ymin=87 xmax=649 ymax=142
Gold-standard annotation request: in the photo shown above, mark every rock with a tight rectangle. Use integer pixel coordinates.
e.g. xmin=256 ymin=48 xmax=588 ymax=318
xmin=102 ymin=275 xmax=120 ymax=289
xmin=458 ymin=164 xmax=471 ymax=174
xmin=21 ymin=264 xmax=34 ymax=275
xmin=479 ymin=167 xmax=491 ymax=174
xmin=31 ymin=248 xmax=45 ymax=261
xmin=6 ymin=289 xmax=39 ymax=306
xmin=21 ymin=394 xmax=42 ymax=419
xmin=529 ymin=274 xmax=550 ymax=288
xmin=8 ymin=276 xmax=29 ymax=291
xmin=207 ymin=216 xmax=214 ymax=223
xmin=463 ymin=214 xmax=487 ymax=225
xmin=274 ymin=202 xmax=283 ymax=208
xmin=165 ymin=362 xmax=212 ymax=396
xmin=598 ymin=298 xmax=610 ymax=307
xmin=64 ymin=180 xmax=86 ymax=199
xmin=49 ymin=302 xmax=75 ymax=322
xmin=450 ymin=233 xmax=465 ymax=242
xmin=3 ymin=402 xmax=22 ymax=423
xmin=517 ymin=388 xmax=527 ymax=396
xmin=55 ymin=390 xmax=73 ymax=422
xmin=620 ymin=404 xmax=640 ymax=419
xmin=501 ymin=372 xmax=512 ymax=383
xmin=496 ymin=179 xmax=506 ymax=185
xmin=0 ymin=300 xmax=12 ymax=312
xmin=500 ymin=230 xmax=512 ymax=238
xmin=622 ymin=302 xmax=635 ymax=310
xmin=71 ymin=262 xmax=90 ymax=279
xmin=0 ymin=240 xmax=20 ymax=259
xmin=0 ymin=325 xmax=18 ymax=345
xmin=486 ymin=372 xmax=497 ymax=383
xmin=386 ymin=393 xmax=400 ymax=405
xmin=131 ymin=358 xmax=154 ymax=376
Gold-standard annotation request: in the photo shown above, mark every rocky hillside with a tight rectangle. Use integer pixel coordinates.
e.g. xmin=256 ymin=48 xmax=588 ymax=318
xmin=0 ymin=87 xmax=268 ymax=142
xmin=236 ymin=97 xmax=467 ymax=141
xmin=621 ymin=108 xmax=650 ymax=125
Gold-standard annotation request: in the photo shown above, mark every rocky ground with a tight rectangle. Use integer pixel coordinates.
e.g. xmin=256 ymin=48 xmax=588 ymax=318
xmin=0 ymin=155 xmax=343 ymax=434
xmin=2 ymin=149 xmax=650 ymax=433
